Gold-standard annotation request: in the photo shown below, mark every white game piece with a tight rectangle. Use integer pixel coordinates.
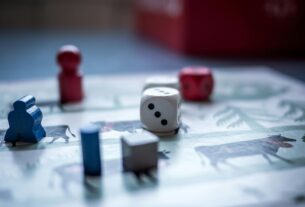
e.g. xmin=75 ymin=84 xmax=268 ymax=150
xmin=121 ymin=131 xmax=159 ymax=172
xmin=140 ymin=87 xmax=181 ymax=134
xmin=143 ymin=76 xmax=179 ymax=91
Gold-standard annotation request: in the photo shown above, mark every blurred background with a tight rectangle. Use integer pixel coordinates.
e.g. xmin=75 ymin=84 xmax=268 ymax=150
xmin=0 ymin=0 xmax=304 ymax=81
xmin=0 ymin=0 xmax=132 ymax=30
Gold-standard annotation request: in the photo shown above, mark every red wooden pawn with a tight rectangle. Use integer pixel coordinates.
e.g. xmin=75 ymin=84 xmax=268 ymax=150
xmin=179 ymin=66 xmax=214 ymax=101
xmin=57 ymin=45 xmax=84 ymax=104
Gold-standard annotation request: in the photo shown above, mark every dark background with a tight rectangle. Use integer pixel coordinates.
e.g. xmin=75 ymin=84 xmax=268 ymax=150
xmin=0 ymin=0 xmax=304 ymax=82
xmin=0 ymin=0 xmax=132 ymax=30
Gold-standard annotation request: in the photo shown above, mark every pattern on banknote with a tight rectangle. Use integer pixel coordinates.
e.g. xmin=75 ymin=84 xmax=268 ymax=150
xmin=215 ymin=81 xmax=288 ymax=101
xmin=0 ymin=125 xmax=75 ymax=148
xmin=0 ymin=81 xmax=289 ymax=118
xmin=45 ymin=125 xmax=76 ymax=144
xmin=50 ymin=150 xmax=170 ymax=195
xmin=93 ymin=120 xmax=190 ymax=134
xmin=214 ymin=105 xmax=279 ymax=131
xmin=195 ymin=135 xmax=296 ymax=169
xmin=279 ymin=100 xmax=305 ymax=122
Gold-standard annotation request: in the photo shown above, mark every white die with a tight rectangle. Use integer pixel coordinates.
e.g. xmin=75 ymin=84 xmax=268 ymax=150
xmin=143 ymin=76 xmax=179 ymax=91
xmin=140 ymin=87 xmax=181 ymax=134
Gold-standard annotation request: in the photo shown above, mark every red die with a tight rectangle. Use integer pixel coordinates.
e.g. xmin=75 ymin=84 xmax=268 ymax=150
xmin=179 ymin=67 xmax=214 ymax=101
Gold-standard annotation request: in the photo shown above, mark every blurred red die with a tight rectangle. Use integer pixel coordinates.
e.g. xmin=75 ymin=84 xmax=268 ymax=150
xmin=179 ymin=67 xmax=214 ymax=101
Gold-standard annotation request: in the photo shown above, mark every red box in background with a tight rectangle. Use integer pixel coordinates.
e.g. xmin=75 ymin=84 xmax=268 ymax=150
xmin=135 ymin=0 xmax=305 ymax=56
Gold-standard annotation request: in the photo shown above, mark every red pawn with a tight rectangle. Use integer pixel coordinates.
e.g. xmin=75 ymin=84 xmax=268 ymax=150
xmin=57 ymin=45 xmax=84 ymax=104
xmin=179 ymin=66 xmax=214 ymax=101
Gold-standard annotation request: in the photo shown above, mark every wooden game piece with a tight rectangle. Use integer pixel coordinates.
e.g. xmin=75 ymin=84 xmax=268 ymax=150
xmin=121 ymin=131 xmax=159 ymax=172
xmin=80 ymin=124 xmax=102 ymax=176
xmin=179 ymin=66 xmax=214 ymax=101
xmin=4 ymin=95 xmax=46 ymax=143
xmin=57 ymin=45 xmax=84 ymax=104
xmin=143 ymin=76 xmax=179 ymax=91
xmin=140 ymin=87 xmax=181 ymax=135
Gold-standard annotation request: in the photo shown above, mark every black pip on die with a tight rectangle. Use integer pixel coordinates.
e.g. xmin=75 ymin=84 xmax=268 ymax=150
xmin=140 ymin=87 xmax=181 ymax=135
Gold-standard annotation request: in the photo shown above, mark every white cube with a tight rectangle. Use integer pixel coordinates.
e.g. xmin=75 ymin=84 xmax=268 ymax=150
xmin=121 ymin=131 xmax=159 ymax=172
xmin=140 ymin=87 xmax=181 ymax=134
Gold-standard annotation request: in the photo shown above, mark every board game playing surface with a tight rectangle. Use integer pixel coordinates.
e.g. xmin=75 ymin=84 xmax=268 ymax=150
xmin=0 ymin=67 xmax=305 ymax=206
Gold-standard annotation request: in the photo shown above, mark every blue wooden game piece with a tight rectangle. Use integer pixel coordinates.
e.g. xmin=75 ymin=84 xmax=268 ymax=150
xmin=4 ymin=95 xmax=46 ymax=143
xmin=80 ymin=124 xmax=102 ymax=176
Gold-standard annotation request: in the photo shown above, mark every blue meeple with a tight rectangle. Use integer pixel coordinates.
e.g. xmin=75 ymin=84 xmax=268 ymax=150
xmin=5 ymin=95 xmax=46 ymax=143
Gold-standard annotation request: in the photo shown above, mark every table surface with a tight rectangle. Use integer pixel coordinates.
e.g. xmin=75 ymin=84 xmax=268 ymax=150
xmin=0 ymin=29 xmax=304 ymax=82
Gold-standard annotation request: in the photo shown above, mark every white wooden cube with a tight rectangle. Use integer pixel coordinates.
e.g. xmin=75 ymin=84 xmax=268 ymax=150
xmin=121 ymin=131 xmax=159 ymax=172
xmin=140 ymin=87 xmax=181 ymax=134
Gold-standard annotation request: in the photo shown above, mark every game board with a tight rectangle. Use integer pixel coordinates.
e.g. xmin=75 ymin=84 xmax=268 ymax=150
xmin=0 ymin=66 xmax=305 ymax=206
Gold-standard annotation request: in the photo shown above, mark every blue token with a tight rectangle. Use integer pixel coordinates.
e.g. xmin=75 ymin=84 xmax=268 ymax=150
xmin=80 ymin=124 xmax=102 ymax=176
xmin=5 ymin=95 xmax=46 ymax=143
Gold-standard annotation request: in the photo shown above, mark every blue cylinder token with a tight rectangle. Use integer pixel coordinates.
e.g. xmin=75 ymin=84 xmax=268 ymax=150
xmin=80 ymin=124 xmax=102 ymax=176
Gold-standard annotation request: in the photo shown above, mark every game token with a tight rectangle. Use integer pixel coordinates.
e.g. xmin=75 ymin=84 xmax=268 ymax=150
xmin=140 ymin=87 xmax=181 ymax=134
xmin=80 ymin=124 xmax=102 ymax=176
xmin=57 ymin=45 xmax=84 ymax=104
xmin=4 ymin=95 xmax=46 ymax=143
xmin=121 ymin=131 xmax=159 ymax=172
xmin=179 ymin=66 xmax=214 ymax=101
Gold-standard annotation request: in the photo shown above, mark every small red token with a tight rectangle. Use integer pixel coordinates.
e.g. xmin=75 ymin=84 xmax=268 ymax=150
xmin=57 ymin=45 xmax=81 ymax=73
xmin=179 ymin=66 xmax=214 ymax=101
xmin=57 ymin=45 xmax=84 ymax=104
